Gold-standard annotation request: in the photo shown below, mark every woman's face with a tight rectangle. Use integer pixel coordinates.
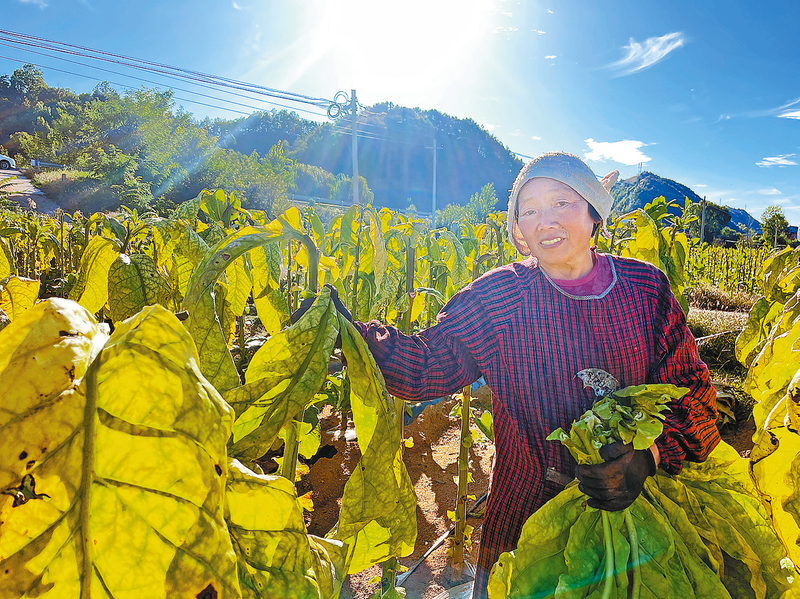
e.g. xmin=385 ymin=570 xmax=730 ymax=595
xmin=516 ymin=177 xmax=597 ymax=279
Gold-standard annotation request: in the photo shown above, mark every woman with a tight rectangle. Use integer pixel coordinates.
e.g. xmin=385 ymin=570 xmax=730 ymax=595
xmin=338 ymin=152 xmax=720 ymax=598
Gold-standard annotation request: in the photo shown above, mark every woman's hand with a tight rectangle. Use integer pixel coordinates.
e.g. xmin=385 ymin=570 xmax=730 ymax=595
xmin=290 ymin=283 xmax=352 ymax=325
xmin=575 ymin=441 xmax=657 ymax=511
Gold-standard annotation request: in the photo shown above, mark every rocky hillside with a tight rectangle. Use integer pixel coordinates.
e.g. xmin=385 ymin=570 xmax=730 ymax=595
xmin=610 ymin=171 xmax=760 ymax=233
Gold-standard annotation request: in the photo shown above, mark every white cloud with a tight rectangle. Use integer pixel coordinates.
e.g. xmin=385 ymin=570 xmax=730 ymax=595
xmin=478 ymin=121 xmax=496 ymax=132
xmin=532 ymin=29 xmax=546 ymax=35
xmin=232 ymin=1 xmax=241 ymax=7
xmin=695 ymin=184 xmax=707 ymax=188
xmin=584 ymin=138 xmax=652 ymax=166
xmin=775 ymin=198 xmax=792 ymax=204
xmin=510 ymin=129 xmax=521 ymax=137
xmin=607 ymin=32 xmax=685 ymax=76
xmin=548 ymin=9 xmax=553 ymax=13
xmin=757 ymin=154 xmax=798 ymax=167
xmin=545 ymin=55 xmax=557 ymax=60
xmin=531 ymin=135 xmax=541 ymax=140
xmin=759 ymin=188 xmax=782 ymax=195
xmin=17 ymin=0 xmax=47 ymax=7
xmin=494 ymin=26 xmax=519 ymax=34
xmin=778 ymin=110 xmax=800 ymax=119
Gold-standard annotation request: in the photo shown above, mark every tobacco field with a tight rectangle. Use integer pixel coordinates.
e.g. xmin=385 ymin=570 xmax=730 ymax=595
xmin=0 ymin=190 xmax=799 ymax=599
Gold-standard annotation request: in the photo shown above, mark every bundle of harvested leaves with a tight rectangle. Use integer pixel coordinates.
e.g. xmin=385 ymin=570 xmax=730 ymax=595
xmin=487 ymin=373 xmax=798 ymax=599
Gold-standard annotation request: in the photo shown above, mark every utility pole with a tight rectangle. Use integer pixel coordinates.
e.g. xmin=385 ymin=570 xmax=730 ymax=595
xmin=350 ymin=89 xmax=359 ymax=205
xmin=426 ymin=137 xmax=439 ymax=219
xmin=700 ymin=196 xmax=706 ymax=243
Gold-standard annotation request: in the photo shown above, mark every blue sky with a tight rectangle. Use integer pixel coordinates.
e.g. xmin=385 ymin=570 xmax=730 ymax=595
xmin=3 ymin=0 xmax=799 ymax=224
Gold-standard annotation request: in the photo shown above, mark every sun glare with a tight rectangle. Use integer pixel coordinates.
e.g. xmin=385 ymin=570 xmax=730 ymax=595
xmin=308 ymin=0 xmax=502 ymax=104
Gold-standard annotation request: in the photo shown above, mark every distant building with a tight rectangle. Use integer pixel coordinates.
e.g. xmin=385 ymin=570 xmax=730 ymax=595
xmin=788 ymin=225 xmax=798 ymax=241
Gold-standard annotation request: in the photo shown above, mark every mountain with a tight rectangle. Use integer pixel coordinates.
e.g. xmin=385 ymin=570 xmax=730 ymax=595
xmin=288 ymin=103 xmax=523 ymax=212
xmin=727 ymin=207 xmax=762 ymax=234
xmin=610 ymin=171 xmax=703 ymax=214
xmin=609 ymin=171 xmax=761 ymax=234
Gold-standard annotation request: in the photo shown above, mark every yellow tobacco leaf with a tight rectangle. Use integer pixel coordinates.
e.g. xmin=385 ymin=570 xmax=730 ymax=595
xmin=106 ymin=253 xmax=173 ymax=322
xmin=329 ymin=317 xmax=417 ymax=574
xmin=68 ymin=235 xmax=119 ymax=314
xmin=225 ymin=289 xmax=338 ymax=461
xmin=0 ymin=276 xmax=40 ymax=321
xmin=0 ymin=300 xmax=240 ymax=599
xmin=226 ymin=459 xmax=347 ymax=599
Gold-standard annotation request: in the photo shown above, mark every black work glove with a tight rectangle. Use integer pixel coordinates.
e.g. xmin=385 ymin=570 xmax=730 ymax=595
xmin=575 ymin=441 xmax=656 ymax=511
xmin=290 ymin=283 xmax=352 ymax=325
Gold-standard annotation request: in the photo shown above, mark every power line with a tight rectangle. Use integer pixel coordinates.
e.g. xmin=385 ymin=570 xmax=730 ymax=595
xmin=0 ymin=29 xmax=335 ymax=110
xmin=0 ymin=51 xmax=326 ymax=119
xmin=0 ymin=42 xmax=328 ymax=119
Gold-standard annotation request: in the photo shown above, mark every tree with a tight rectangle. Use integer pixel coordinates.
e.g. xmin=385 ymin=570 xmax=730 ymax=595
xmin=686 ymin=201 xmax=731 ymax=243
xmin=761 ymin=205 xmax=790 ymax=248
xmin=435 ymin=182 xmax=499 ymax=229
xmin=8 ymin=64 xmax=46 ymax=102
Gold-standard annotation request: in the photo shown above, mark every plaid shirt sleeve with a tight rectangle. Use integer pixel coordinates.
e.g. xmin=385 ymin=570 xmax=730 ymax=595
xmin=354 ymin=287 xmax=486 ymax=401
xmin=651 ymin=282 xmax=721 ymax=474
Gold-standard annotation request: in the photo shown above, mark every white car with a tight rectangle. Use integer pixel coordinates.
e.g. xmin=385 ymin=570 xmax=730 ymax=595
xmin=0 ymin=154 xmax=16 ymax=170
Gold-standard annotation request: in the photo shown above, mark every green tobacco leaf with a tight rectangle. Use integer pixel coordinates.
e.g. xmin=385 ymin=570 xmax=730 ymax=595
xmin=0 ymin=300 xmax=240 ymax=599
xmin=175 ymin=192 xmax=204 ymax=222
xmin=659 ymin=442 xmax=797 ymax=599
xmin=226 ymin=459 xmax=347 ymax=599
xmin=0 ymin=276 xmax=40 ymax=321
xmin=487 ymin=484 xmax=584 ymax=598
xmin=183 ymin=224 xmax=289 ymax=394
xmin=69 ymin=235 xmax=119 ymax=314
xmin=489 ymin=440 xmax=796 ymax=599
xmin=225 ymin=290 xmax=339 ymax=461
xmin=107 ymin=253 xmax=173 ymax=322
xmin=329 ymin=317 xmax=417 ymax=574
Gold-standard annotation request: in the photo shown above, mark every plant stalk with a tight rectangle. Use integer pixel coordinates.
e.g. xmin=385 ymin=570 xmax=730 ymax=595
xmin=351 ymin=206 xmax=366 ymax=320
xmin=452 ymin=385 xmax=472 ymax=580
xmin=400 ymin=233 xmax=416 ymax=335
xmin=279 ymin=418 xmax=301 ymax=482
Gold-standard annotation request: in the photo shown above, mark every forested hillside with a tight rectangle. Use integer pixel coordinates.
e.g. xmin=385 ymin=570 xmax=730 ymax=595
xmin=290 ymin=102 xmax=522 ymax=212
xmin=0 ymin=64 xmax=521 ymax=217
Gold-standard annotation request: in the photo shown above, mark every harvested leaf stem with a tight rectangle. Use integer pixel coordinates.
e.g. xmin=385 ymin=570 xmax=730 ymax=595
xmin=600 ymin=511 xmax=614 ymax=599
xmin=625 ymin=509 xmax=642 ymax=599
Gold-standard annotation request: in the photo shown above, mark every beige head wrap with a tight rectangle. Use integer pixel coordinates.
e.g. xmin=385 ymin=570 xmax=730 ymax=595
xmin=506 ymin=152 xmax=616 ymax=255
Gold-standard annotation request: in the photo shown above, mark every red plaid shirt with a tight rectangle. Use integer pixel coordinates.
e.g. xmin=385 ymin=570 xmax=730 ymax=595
xmin=358 ymin=255 xmax=720 ymax=598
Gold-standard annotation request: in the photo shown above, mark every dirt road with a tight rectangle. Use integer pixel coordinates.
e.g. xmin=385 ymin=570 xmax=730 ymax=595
xmin=0 ymin=168 xmax=60 ymax=214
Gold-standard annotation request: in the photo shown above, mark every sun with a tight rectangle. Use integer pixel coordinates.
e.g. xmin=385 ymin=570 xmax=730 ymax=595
xmin=291 ymin=0 xmax=503 ymax=106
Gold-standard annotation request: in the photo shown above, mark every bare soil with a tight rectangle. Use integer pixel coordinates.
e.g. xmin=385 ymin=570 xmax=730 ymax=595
xmin=301 ymin=387 xmax=495 ymax=599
